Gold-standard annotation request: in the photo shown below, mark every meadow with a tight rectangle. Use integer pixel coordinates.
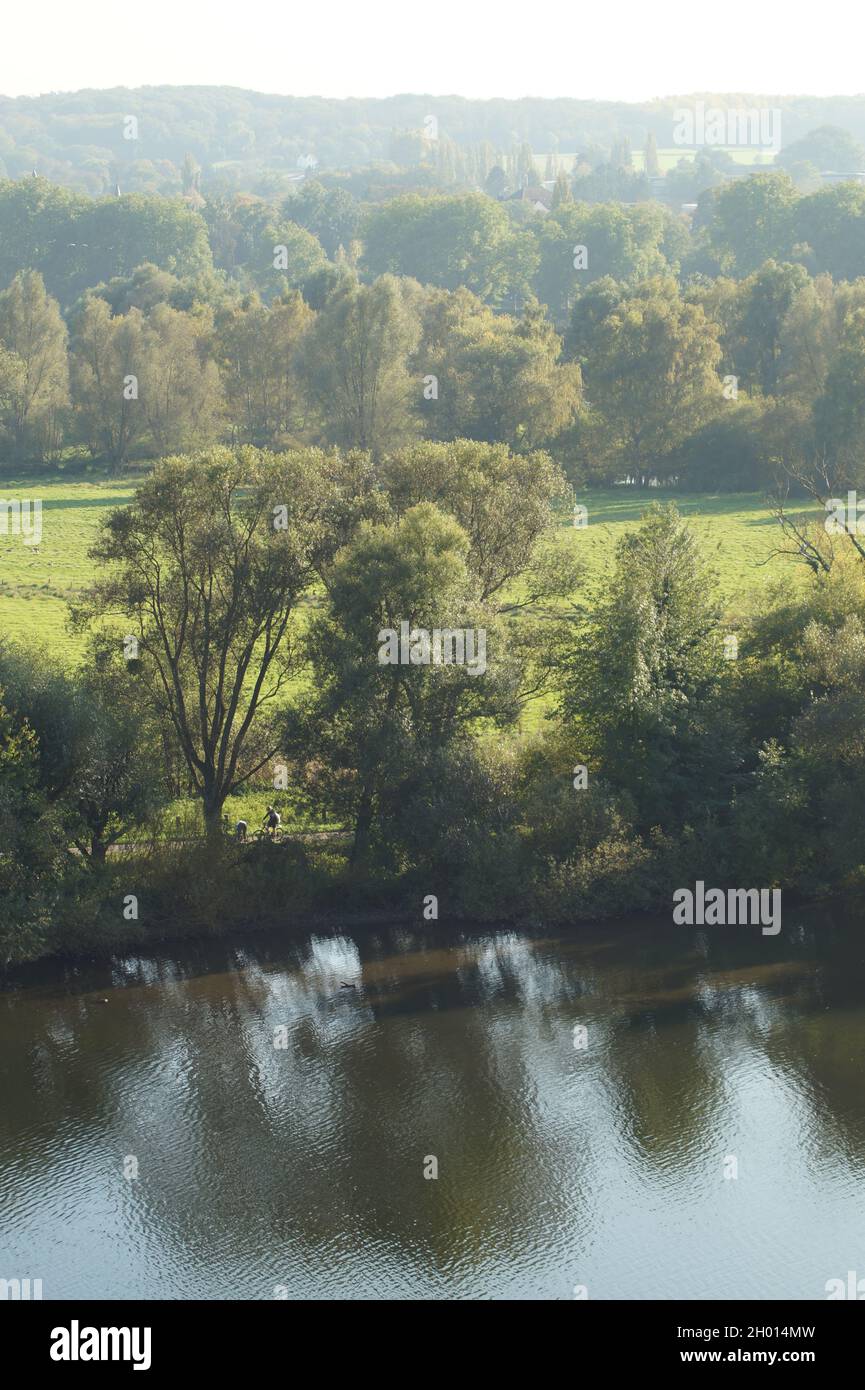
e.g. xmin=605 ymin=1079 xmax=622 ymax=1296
xmin=0 ymin=470 xmax=815 ymax=657
xmin=537 ymin=147 xmax=771 ymax=175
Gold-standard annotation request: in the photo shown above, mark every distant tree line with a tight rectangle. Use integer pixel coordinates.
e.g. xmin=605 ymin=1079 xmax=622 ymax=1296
xmin=5 ymin=179 xmax=865 ymax=494
xmin=3 ymin=86 xmax=865 ymax=192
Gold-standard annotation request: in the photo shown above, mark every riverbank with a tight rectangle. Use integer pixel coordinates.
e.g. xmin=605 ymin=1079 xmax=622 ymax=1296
xmin=2 ymin=830 xmax=834 ymax=977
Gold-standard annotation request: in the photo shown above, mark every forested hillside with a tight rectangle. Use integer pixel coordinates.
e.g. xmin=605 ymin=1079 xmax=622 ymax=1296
xmin=4 ymin=87 xmax=865 ymax=193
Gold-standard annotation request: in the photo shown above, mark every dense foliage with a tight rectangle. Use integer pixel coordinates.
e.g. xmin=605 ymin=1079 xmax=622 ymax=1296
xmin=4 ymin=98 xmax=865 ymax=964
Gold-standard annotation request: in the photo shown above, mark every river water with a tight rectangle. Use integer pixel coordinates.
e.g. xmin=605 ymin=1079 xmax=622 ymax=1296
xmin=1 ymin=909 xmax=864 ymax=1300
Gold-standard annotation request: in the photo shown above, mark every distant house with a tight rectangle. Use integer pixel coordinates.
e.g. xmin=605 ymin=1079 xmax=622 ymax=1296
xmin=501 ymin=184 xmax=553 ymax=214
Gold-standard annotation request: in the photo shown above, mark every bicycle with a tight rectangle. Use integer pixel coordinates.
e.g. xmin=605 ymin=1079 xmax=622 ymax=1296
xmin=251 ymin=824 xmax=285 ymax=844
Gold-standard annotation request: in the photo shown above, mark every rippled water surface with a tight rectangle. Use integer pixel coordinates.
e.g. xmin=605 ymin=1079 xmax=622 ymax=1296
xmin=1 ymin=909 xmax=864 ymax=1299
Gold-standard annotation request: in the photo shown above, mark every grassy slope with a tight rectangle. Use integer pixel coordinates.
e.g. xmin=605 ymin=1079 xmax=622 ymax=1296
xmin=0 ymin=472 xmax=135 ymax=649
xmin=0 ymin=474 xmax=815 ymax=653
xmin=566 ymin=487 xmax=817 ymax=611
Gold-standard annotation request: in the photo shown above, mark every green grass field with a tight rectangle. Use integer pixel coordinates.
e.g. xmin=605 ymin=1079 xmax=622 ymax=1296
xmin=539 ymin=147 xmax=773 ymax=175
xmin=564 ymin=487 xmax=816 ymax=611
xmin=0 ymin=472 xmax=135 ymax=651
xmin=0 ymin=473 xmax=814 ymax=655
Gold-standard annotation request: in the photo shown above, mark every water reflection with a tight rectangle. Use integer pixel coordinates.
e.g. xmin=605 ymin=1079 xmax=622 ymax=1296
xmin=1 ymin=908 xmax=864 ymax=1299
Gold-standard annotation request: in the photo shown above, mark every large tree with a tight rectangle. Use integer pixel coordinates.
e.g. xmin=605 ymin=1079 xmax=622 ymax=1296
xmin=362 ymin=192 xmax=534 ymax=304
xmin=70 ymin=297 xmax=149 ymax=467
xmin=297 ymin=275 xmax=422 ymax=453
xmin=796 ymin=183 xmax=865 ymax=281
xmin=0 ymin=270 xmax=69 ymax=460
xmin=216 ymin=290 xmax=314 ymax=446
xmin=76 ymin=449 xmax=329 ymax=833
xmin=417 ymin=293 xmax=581 ymax=450
xmin=288 ymin=502 xmax=520 ymax=865
xmin=138 ymin=303 xmax=224 ymax=456
xmin=578 ymin=277 xmax=722 ymax=483
xmin=702 ymin=172 xmax=799 ymax=275
xmin=560 ymin=503 xmax=735 ymax=829
xmin=379 ymin=437 xmax=572 ymax=602
xmin=533 ymin=202 xmax=671 ymax=320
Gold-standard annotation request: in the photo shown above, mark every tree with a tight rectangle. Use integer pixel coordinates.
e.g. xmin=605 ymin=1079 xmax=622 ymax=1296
xmin=181 ymin=153 xmax=202 ymax=197
xmin=0 ymin=270 xmax=69 ymax=459
xmin=216 ymin=290 xmax=314 ymax=446
xmin=571 ymin=164 xmax=650 ymax=204
xmin=0 ymin=643 xmax=167 ymax=863
xmin=0 ymin=182 xmax=214 ymax=306
xmin=724 ymin=260 xmax=810 ymax=396
xmin=0 ymin=688 xmax=61 ymax=963
xmin=703 ymin=172 xmax=799 ymax=274
xmin=71 ymin=297 xmax=149 ymax=467
xmin=87 ymin=262 xmax=194 ymax=317
xmin=732 ymin=586 xmax=865 ymax=891
xmin=0 ymin=345 xmax=25 ymax=435
xmin=777 ymin=126 xmax=865 ymax=174
xmin=362 ymin=192 xmax=532 ymax=303
xmin=533 ymin=203 xmax=671 ymax=321
xmin=485 ymin=166 xmax=507 ymax=199
xmin=297 ymin=275 xmax=421 ymax=453
xmin=287 ymin=502 xmax=520 ymax=865
xmin=609 ymin=137 xmax=633 ymax=170
xmin=77 ymin=195 xmax=213 ymax=302
xmin=578 ymin=277 xmax=722 ymax=483
xmin=418 ymin=293 xmax=581 ymax=450
xmin=671 ymin=399 xmax=775 ymax=492
xmin=776 ymin=273 xmax=851 ymax=403
xmin=379 ymin=437 xmax=572 ymax=603
xmin=559 ymin=503 xmax=734 ymax=829
xmin=644 ymin=132 xmax=660 ymax=178
xmin=813 ymin=305 xmax=865 ymax=483
xmin=564 ymin=276 xmax=625 ymax=361
xmin=138 ymin=303 xmax=224 ymax=456
xmin=796 ymin=183 xmax=865 ymax=281
xmin=282 ymin=180 xmax=360 ymax=257
xmin=77 ymin=449 xmax=327 ymax=833
xmin=205 ymin=197 xmax=327 ymax=299
xmin=551 ymin=170 xmax=572 ymax=209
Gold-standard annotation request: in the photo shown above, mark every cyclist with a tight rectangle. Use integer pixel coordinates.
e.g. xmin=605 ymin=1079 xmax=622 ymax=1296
xmin=263 ymin=805 xmax=281 ymax=840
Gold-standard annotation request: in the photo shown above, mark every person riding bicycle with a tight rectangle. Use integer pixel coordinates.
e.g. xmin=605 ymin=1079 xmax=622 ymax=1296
xmin=263 ymin=805 xmax=281 ymax=839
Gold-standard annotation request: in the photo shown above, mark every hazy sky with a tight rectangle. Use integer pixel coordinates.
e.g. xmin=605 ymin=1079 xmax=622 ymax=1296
xmin=1 ymin=0 xmax=862 ymax=101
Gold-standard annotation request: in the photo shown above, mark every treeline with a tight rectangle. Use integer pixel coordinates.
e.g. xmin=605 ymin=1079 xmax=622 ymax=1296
xmin=7 ymin=172 xmax=865 ymax=313
xmin=5 ymin=245 xmax=865 ymax=492
xmin=4 ymin=86 xmax=865 ymax=192
xmin=3 ymin=443 xmax=865 ymax=964
xmin=0 ymin=268 xmax=580 ymax=467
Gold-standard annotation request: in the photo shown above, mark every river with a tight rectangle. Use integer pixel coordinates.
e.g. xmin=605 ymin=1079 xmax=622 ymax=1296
xmin=1 ymin=909 xmax=863 ymax=1300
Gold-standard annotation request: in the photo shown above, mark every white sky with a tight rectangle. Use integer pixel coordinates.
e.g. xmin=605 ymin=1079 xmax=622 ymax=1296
xmin=1 ymin=0 xmax=863 ymax=101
